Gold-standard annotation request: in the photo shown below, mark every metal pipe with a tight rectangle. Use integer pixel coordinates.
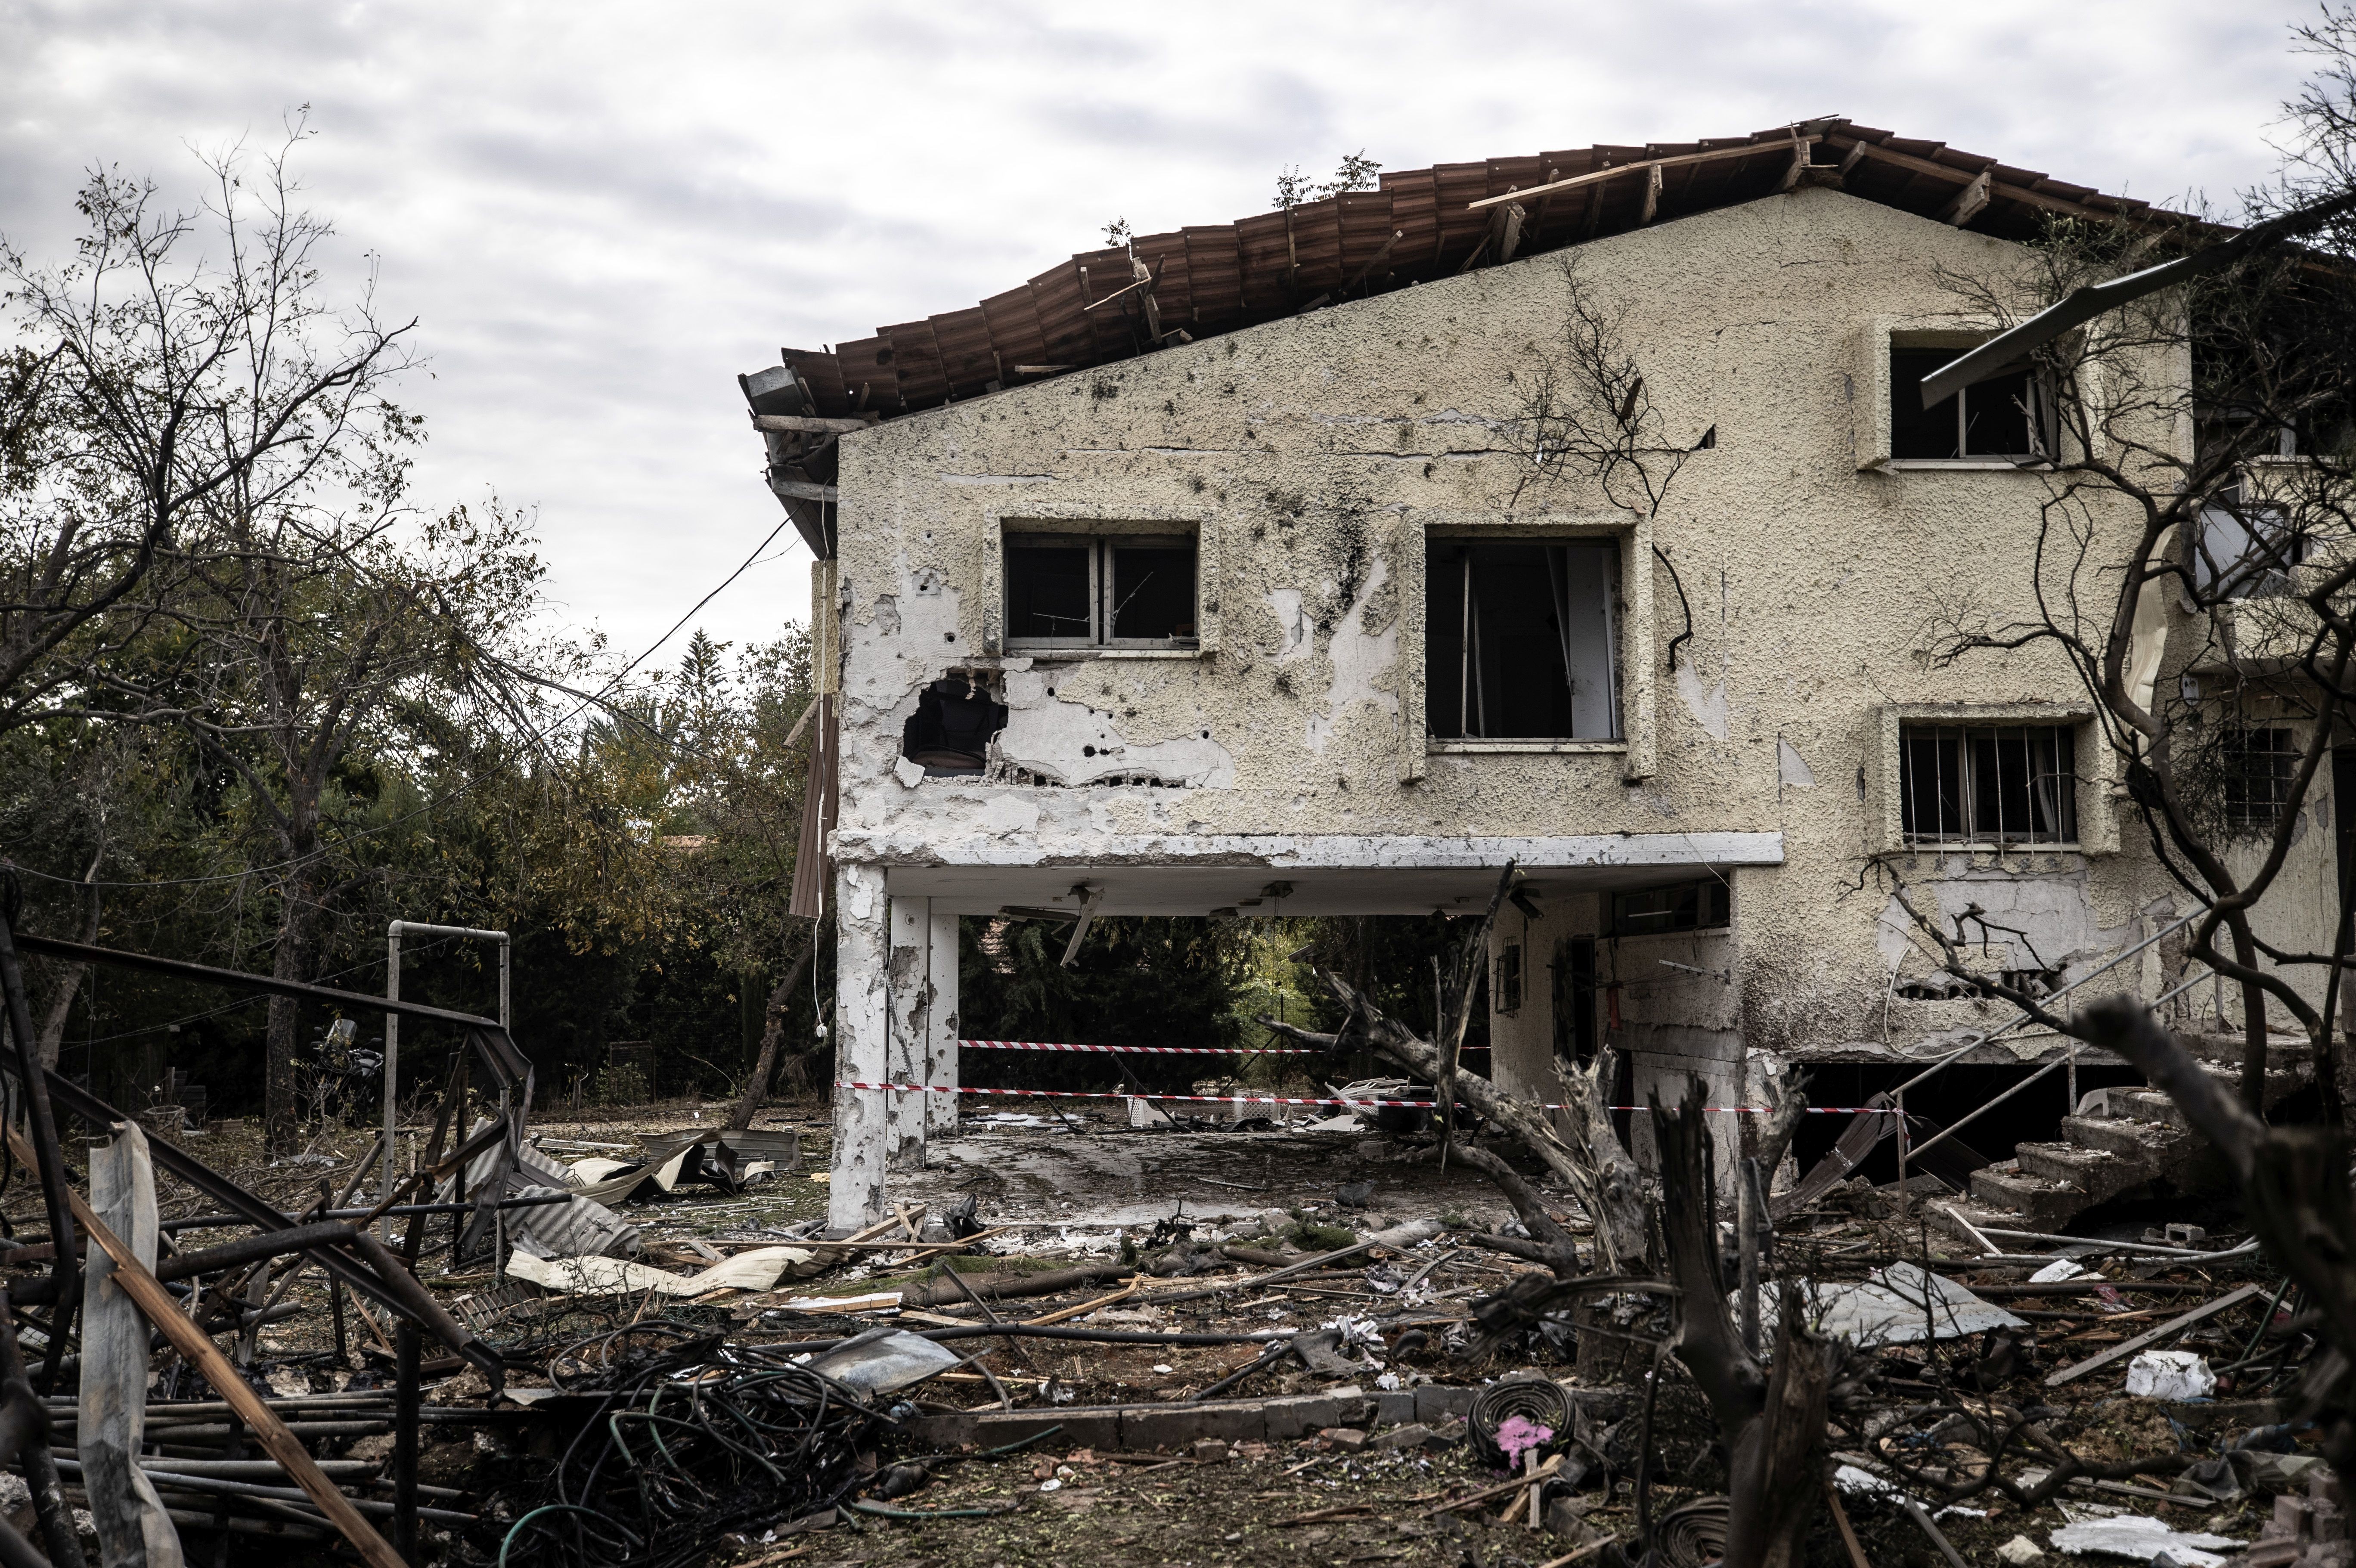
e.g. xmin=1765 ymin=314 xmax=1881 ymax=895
xmin=154 ymin=1222 xmax=358 ymax=1281
xmin=161 ymin=1193 xmax=568 ymax=1233
xmin=1887 ymin=908 xmax=2203 ymax=1102
xmin=1905 ymin=973 xmax=2204 ymax=1165
xmin=394 ymin=1319 xmax=419 ymax=1559
xmin=0 ymin=1289 xmax=82 ymax=1568
xmin=384 ymin=922 xmax=510 ymax=1239
xmin=0 ymin=915 xmax=79 ymax=1404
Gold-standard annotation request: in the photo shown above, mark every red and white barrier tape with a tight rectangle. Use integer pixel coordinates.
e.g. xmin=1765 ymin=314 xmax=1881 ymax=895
xmin=961 ymin=1039 xmax=1318 ymax=1057
xmin=838 ymin=1081 xmax=1900 ymax=1114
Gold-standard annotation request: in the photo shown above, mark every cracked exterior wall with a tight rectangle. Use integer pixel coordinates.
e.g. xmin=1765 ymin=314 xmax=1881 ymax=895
xmin=815 ymin=183 xmax=2348 ymax=1209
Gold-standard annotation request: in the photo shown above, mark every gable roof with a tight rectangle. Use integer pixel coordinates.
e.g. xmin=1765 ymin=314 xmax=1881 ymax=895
xmin=754 ymin=117 xmax=2194 ymax=426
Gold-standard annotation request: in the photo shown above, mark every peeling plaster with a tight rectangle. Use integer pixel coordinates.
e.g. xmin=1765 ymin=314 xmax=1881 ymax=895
xmin=1876 ymin=870 xmax=2137 ymax=978
xmin=1677 ymin=661 xmax=1729 ymax=742
xmin=990 ymin=671 xmax=1237 ymax=788
xmin=1305 ymin=554 xmax=1399 ymax=753
xmin=973 ymin=794 xmax=1042 ymax=836
xmin=1266 ymin=588 xmax=1312 ymax=662
xmin=1778 ymin=738 xmax=1817 ymax=787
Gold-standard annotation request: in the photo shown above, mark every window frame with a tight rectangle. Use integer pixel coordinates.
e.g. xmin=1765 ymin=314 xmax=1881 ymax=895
xmin=1422 ymin=533 xmax=1624 ymax=744
xmin=1886 ymin=342 xmax=2055 ymax=464
xmin=1001 ymin=529 xmax=1200 ymax=653
xmin=1868 ymin=704 xmax=2113 ymax=855
xmin=1609 ymin=879 xmax=1732 ymax=939
xmin=1897 ymin=722 xmax=2081 ymax=849
xmin=2219 ymin=725 xmax=2297 ymax=831
xmin=1494 ymin=942 xmax=1524 ymax=1016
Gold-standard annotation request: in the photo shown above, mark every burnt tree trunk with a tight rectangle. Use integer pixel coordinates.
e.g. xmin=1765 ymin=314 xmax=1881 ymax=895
xmin=1651 ymin=1078 xmax=1831 ymax=1568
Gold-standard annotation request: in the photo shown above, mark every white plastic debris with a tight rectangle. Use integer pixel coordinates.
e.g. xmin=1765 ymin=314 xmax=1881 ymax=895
xmin=2030 ymin=1258 xmax=2089 ymax=1283
xmin=2123 ymin=1350 xmax=2216 ymax=1401
xmin=1764 ymin=1262 xmax=2027 ymax=1346
xmin=803 ymin=1329 xmax=962 ymax=1395
xmin=1996 ymin=1535 xmax=2045 ymax=1565
xmin=1834 ymin=1464 xmax=1904 ymax=1500
xmin=2049 ymin=1515 xmax=2244 ymax=1567
xmin=1323 ymin=1314 xmax=1387 ymax=1351
xmin=506 ymin=1245 xmax=815 ymax=1298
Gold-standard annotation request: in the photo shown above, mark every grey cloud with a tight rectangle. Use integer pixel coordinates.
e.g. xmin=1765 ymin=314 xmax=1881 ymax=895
xmin=0 ymin=0 xmax=2326 ymax=658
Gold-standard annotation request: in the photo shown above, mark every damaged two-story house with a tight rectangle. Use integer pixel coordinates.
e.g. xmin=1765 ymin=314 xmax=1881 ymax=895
xmin=741 ymin=120 xmax=2353 ymax=1237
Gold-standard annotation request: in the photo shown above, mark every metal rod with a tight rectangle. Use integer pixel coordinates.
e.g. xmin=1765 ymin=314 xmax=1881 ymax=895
xmin=0 ymin=1288 xmax=84 ymax=1568
xmin=384 ymin=921 xmax=511 ymax=1240
xmin=0 ymin=913 xmax=80 ymax=1404
xmin=1906 ymin=972 xmax=2205 ymax=1165
xmin=394 ymin=1318 xmax=419 ymax=1559
xmin=1887 ymin=907 xmax=2204 ymax=1102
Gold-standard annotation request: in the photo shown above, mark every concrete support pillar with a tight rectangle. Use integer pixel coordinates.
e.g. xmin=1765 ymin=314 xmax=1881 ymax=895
xmin=828 ymin=862 xmax=890 ymax=1232
xmin=926 ymin=910 xmax=960 ymax=1137
xmin=886 ymin=896 xmax=931 ymax=1169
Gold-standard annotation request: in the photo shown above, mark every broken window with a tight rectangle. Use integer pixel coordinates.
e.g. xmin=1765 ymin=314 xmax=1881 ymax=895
xmin=901 ymin=676 xmax=1008 ymax=777
xmin=1610 ymin=880 xmax=1730 ymax=937
xmin=2195 ymin=490 xmax=2303 ymax=600
xmin=1889 ymin=344 xmax=2052 ymax=461
xmin=1426 ymin=538 xmax=1620 ymax=740
xmin=2221 ymin=726 xmax=2297 ymax=830
xmin=1004 ymin=530 xmax=1197 ymax=649
xmin=1494 ymin=943 xmax=1523 ymax=1015
xmin=1899 ymin=724 xmax=2077 ymax=846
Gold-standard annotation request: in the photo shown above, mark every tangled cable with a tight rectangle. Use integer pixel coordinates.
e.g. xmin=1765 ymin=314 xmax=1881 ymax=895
xmin=497 ymin=1323 xmax=893 ymax=1568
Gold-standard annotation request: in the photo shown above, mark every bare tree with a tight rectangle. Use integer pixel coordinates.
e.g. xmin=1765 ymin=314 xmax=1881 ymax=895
xmin=0 ymin=117 xmax=416 ymax=732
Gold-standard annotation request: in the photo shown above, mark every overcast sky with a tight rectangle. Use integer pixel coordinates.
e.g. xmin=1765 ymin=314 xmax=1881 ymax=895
xmin=0 ymin=1 xmax=2326 ymax=671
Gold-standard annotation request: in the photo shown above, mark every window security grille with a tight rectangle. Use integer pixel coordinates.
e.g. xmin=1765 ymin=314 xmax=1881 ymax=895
xmin=1899 ymin=725 xmax=2077 ymax=846
xmin=2220 ymin=727 xmax=2297 ymax=830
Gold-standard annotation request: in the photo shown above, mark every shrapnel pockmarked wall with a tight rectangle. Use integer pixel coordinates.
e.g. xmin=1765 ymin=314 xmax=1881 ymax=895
xmin=803 ymin=184 xmax=2340 ymax=1227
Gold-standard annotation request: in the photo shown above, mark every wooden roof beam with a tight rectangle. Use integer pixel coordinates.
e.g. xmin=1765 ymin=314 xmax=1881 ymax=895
xmin=1823 ymin=133 xmax=2138 ymax=225
xmin=1941 ymin=169 xmax=1993 ymax=226
xmin=1465 ymin=136 xmax=1819 ymax=211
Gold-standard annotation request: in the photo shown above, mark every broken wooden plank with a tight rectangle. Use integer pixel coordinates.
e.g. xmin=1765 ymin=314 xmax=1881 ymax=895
xmin=2043 ymin=1282 xmax=2265 ymax=1387
xmin=1941 ymin=170 xmax=1993 ymax=226
xmin=769 ymin=477 xmax=838 ymax=503
xmin=1418 ymin=1455 xmax=1563 ymax=1517
xmin=1466 ymin=137 xmax=1822 ymax=211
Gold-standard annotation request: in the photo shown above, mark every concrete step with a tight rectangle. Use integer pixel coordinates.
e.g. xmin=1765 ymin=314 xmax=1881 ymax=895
xmin=2107 ymin=1088 xmax=2191 ymax=1132
xmin=1924 ymin=1195 xmax=2033 ymax=1249
xmin=1968 ymin=1163 xmax=2092 ymax=1233
xmin=2059 ymin=1113 xmax=2192 ymax=1168
xmin=2013 ymin=1140 xmax=2147 ymax=1207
